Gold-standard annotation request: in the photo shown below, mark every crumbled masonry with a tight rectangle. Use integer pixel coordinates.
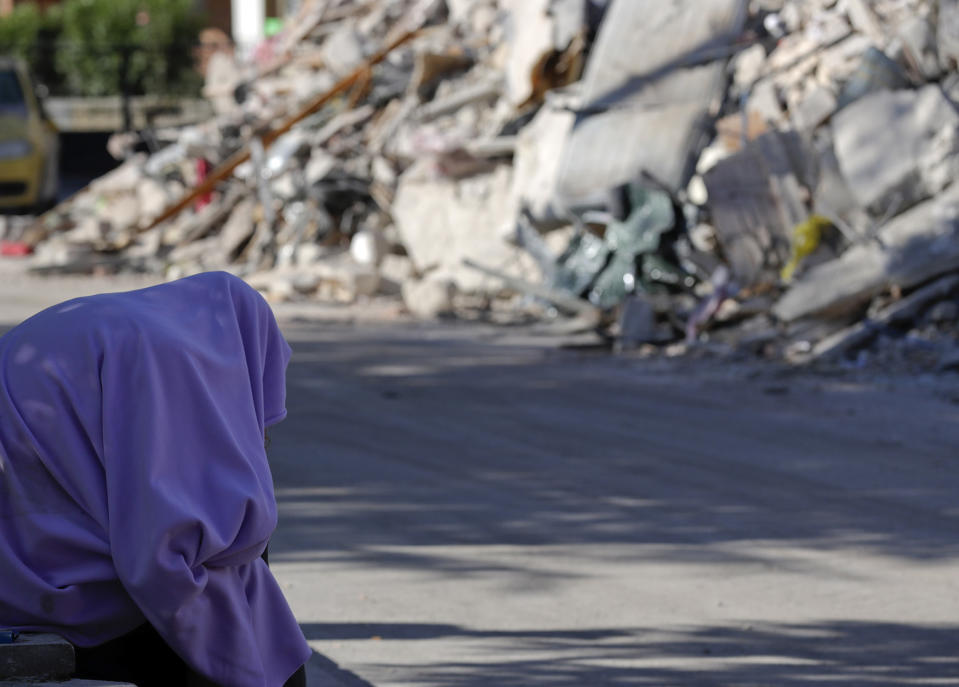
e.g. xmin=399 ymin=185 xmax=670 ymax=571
xmin=3 ymin=0 xmax=958 ymax=370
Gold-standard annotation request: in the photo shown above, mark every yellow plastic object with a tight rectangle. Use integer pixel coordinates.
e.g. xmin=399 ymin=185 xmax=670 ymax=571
xmin=781 ymin=215 xmax=829 ymax=284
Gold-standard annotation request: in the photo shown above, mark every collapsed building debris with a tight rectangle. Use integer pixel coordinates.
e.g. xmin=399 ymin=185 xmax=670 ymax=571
xmin=11 ymin=0 xmax=959 ymax=370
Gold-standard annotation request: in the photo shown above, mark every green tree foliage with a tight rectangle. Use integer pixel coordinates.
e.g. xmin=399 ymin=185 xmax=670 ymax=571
xmin=0 ymin=5 xmax=57 ymax=60
xmin=0 ymin=4 xmax=43 ymax=61
xmin=0 ymin=0 xmax=203 ymax=96
xmin=0 ymin=3 xmax=62 ymax=90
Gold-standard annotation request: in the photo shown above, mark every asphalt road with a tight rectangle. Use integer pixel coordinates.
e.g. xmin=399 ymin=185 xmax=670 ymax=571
xmin=268 ymin=320 xmax=959 ymax=687
xmin=3 ymin=266 xmax=959 ymax=686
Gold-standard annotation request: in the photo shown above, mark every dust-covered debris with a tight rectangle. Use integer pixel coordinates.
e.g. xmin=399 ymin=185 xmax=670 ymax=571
xmin=13 ymin=0 xmax=959 ymax=371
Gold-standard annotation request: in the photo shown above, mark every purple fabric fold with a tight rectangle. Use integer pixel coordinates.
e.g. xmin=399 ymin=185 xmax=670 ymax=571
xmin=0 ymin=271 xmax=310 ymax=687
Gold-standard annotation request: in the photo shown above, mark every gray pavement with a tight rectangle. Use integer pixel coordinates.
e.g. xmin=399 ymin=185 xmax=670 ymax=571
xmin=3 ymin=264 xmax=959 ymax=686
xmin=269 ymin=321 xmax=959 ymax=687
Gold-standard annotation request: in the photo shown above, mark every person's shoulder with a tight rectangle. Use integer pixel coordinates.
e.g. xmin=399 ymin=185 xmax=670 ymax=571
xmin=176 ymin=270 xmax=252 ymax=291
xmin=162 ymin=271 xmax=266 ymax=309
xmin=0 ymin=272 xmax=269 ymax=361
xmin=2 ymin=290 xmax=113 ymax=341
xmin=0 ymin=290 xmax=125 ymax=372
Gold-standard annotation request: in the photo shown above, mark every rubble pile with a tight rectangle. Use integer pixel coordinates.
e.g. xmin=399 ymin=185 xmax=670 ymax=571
xmin=9 ymin=0 xmax=959 ymax=370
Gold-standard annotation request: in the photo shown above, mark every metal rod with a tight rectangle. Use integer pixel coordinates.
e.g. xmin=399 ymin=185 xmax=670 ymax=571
xmin=138 ymin=28 xmax=421 ymax=234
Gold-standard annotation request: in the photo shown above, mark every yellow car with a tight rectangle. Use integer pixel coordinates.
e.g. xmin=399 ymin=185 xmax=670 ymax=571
xmin=0 ymin=57 xmax=58 ymax=210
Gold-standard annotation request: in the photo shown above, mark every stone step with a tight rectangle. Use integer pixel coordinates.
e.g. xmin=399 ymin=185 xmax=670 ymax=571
xmin=0 ymin=633 xmax=74 ymax=681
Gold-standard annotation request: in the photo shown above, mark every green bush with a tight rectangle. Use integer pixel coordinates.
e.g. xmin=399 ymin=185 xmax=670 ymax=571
xmin=58 ymin=0 xmax=202 ymax=96
xmin=0 ymin=3 xmax=44 ymax=61
xmin=0 ymin=0 xmax=202 ymax=96
xmin=0 ymin=3 xmax=62 ymax=88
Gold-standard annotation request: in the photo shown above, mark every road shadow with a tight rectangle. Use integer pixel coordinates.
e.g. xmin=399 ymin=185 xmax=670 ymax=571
xmin=299 ymin=620 xmax=959 ymax=686
xmin=268 ymin=322 xmax=959 ymax=572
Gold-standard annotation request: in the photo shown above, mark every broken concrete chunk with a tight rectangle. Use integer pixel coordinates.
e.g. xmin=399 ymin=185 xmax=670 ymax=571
xmin=105 ymin=195 xmax=142 ymax=235
xmin=350 ymin=227 xmax=388 ymax=267
xmin=896 ymin=16 xmax=941 ymax=80
xmin=939 ymin=0 xmax=959 ymax=69
xmin=412 ymin=76 xmax=503 ymax=122
xmin=791 ymin=86 xmax=837 ymax=131
xmin=806 ymin=9 xmax=852 ymax=48
xmin=835 ymin=46 xmax=909 ymax=109
xmin=378 ymin=253 xmax=416 ymax=294
xmin=779 ymin=2 xmax=802 ymax=33
xmin=167 ymin=186 xmax=245 ymax=247
xmin=732 ymin=44 xmax=767 ymax=92
xmin=168 ymin=236 xmax=222 ymax=266
xmin=445 ymin=0 xmax=484 ymax=25
xmin=809 ymin=274 xmax=959 ymax=361
xmin=746 ymin=79 xmax=785 ymax=125
xmin=63 ymin=217 xmax=108 ymax=245
xmin=393 ymin=160 xmax=535 ymax=292
xmin=136 ymin=179 xmax=170 ymax=224
xmin=501 ymin=0 xmax=586 ymax=106
xmin=617 ymin=295 xmax=657 ymax=348
xmin=843 ymin=0 xmax=886 ymax=45
xmin=817 ymin=34 xmax=875 ymax=86
xmin=938 ymin=347 xmax=959 ymax=372
xmin=556 ymin=0 xmax=748 ymax=204
xmin=715 ymin=110 xmax=768 ymax=152
xmin=24 ymin=0 xmax=959 ymax=363
xmin=502 ymin=0 xmax=558 ymax=106
xmin=32 ymin=237 xmax=96 ymax=268
xmin=217 ymin=198 xmax=257 ymax=260
xmin=774 ymin=183 xmax=959 ymax=322
xmin=321 ymin=24 xmax=368 ymax=77
xmin=928 ymin=299 xmax=959 ymax=324
xmin=88 ymin=157 xmax=146 ymax=196
xmin=764 ymin=32 xmax=819 ymax=74
xmin=247 ymin=270 xmax=299 ymax=302
xmin=315 ymin=262 xmax=380 ymax=301
xmin=0 ymin=633 xmax=74 ymax=680
xmin=293 ymin=243 xmax=329 ymax=267
xmin=833 ymin=85 xmax=959 ymax=217
xmin=705 ymin=130 xmax=812 ymax=286
xmin=248 ymin=255 xmax=380 ymax=304
xmin=811 ymin=130 xmax=859 ymax=221
xmin=304 ymin=150 xmax=337 ymax=186
xmin=402 ymin=273 xmax=457 ymax=318
xmin=511 ymin=101 xmax=577 ymax=226
xmin=943 ymin=72 xmax=959 ymax=109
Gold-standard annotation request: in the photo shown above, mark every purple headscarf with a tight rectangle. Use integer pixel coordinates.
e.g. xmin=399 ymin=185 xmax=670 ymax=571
xmin=0 ymin=271 xmax=310 ymax=687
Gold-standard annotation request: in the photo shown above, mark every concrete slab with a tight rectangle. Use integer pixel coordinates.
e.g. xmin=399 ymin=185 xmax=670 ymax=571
xmin=556 ymin=0 xmax=748 ymax=203
xmin=833 ymin=85 xmax=959 ymax=216
xmin=0 ymin=634 xmax=73 ymax=680
xmin=774 ymin=182 xmax=959 ymax=322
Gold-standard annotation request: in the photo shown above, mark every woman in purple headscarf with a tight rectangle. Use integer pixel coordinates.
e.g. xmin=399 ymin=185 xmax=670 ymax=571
xmin=0 ymin=271 xmax=311 ymax=686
